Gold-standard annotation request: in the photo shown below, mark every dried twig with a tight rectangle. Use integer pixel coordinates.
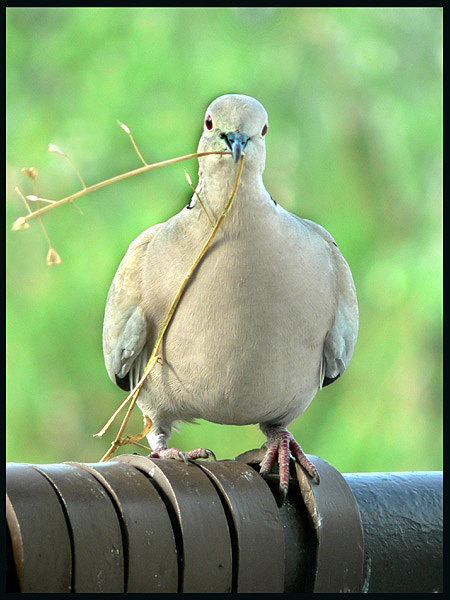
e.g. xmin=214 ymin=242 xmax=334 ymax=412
xmin=15 ymin=184 xmax=62 ymax=266
xmin=12 ymin=121 xmax=239 ymax=461
xmin=184 ymin=169 xmax=214 ymax=227
xmin=117 ymin=120 xmax=148 ymax=166
xmin=11 ymin=151 xmax=230 ymax=231
xmin=96 ymin=157 xmax=245 ymax=462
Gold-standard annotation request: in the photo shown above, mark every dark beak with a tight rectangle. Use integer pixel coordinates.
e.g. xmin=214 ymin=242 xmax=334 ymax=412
xmin=222 ymin=132 xmax=249 ymax=163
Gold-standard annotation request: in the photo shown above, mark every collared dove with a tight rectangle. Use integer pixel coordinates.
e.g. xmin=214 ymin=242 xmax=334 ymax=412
xmin=103 ymin=94 xmax=358 ymax=496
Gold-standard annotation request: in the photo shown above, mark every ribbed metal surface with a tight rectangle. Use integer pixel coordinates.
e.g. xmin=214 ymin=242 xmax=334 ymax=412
xmin=6 ymin=457 xmax=443 ymax=593
xmin=6 ymin=456 xmax=285 ymax=593
xmin=294 ymin=456 xmax=364 ymax=592
xmin=32 ymin=463 xmax=124 ymax=592
xmin=115 ymin=455 xmax=234 ymax=593
xmin=6 ymin=464 xmax=72 ymax=592
xmin=67 ymin=461 xmax=178 ymax=592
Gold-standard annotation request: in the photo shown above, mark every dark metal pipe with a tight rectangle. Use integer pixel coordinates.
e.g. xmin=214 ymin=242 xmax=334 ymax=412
xmin=344 ymin=471 xmax=443 ymax=593
xmin=6 ymin=457 xmax=442 ymax=593
xmin=274 ymin=471 xmax=443 ymax=593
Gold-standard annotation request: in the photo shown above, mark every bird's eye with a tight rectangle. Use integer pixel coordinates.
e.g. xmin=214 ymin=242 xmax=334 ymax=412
xmin=205 ymin=115 xmax=213 ymax=130
xmin=261 ymin=123 xmax=268 ymax=137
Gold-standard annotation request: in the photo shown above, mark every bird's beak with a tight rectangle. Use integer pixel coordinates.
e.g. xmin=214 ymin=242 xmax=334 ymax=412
xmin=222 ymin=132 xmax=249 ymax=163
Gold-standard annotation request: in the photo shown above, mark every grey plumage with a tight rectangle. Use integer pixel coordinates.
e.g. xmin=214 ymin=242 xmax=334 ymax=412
xmin=102 ymin=94 xmax=358 ymax=491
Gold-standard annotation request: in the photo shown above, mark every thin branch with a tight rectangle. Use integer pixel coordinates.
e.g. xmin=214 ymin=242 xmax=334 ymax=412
xmin=15 ymin=187 xmax=61 ymax=266
xmin=98 ymin=357 xmax=160 ymax=462
xmin=117 ymin=120 xmax=148 ymax=166
xmin=12 ymin=151 xmax=231 ymax=229
xmin=48 ymin=144 xmax=85 ymax=214
xmin=94 ymin=357 xmax=160 ymax=438
xmin=97 ymin=158 xmax=245 ymax=461
xmin=184 ymin=169 xmax=214 ymax=228
xmin=14 ymin=138 xmax=240 ymax=459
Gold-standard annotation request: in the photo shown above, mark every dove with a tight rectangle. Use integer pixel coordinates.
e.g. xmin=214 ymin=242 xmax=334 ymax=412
xmin=103 ymin=94 xmax=358 ymax=497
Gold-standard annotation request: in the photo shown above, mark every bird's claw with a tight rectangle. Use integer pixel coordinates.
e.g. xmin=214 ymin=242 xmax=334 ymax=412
xmin=178 ymin=450 xmax=189 ymax=464
xmin=149 ymin=447 xmax=216 ymax=462
xmin=259 ymin=429 xmax=319 ymax=501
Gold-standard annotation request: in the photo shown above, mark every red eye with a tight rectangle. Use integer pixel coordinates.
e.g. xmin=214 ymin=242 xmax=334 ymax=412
xmin=205 ymin=115 xmax=213 ymax=130
xmin=261 ymin=123 xmax=268 ymax=136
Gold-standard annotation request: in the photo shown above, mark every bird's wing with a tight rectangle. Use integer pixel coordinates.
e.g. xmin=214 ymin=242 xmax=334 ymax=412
xmin=103 ymin=224 xmax=163 ymax=391
xmin=302 ymin=219 xmax=359 ymax=388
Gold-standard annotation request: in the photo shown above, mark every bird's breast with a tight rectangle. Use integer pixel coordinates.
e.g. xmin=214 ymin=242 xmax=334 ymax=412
xmin=141 ymin=211 xmax=336 ymax=425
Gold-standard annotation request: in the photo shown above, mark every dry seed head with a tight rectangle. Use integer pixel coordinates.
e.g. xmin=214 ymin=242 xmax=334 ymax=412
xmin=46 ymin=247 xmax=62 ymax=267
xmin=21 ymin=167 xmax=38 ymax=181
xmin=48 ymin=143 xmax=66 ymax=157
xmin=11 ymin=216 xmax=30 ymax=231
xmin=117 ymin=120 xmax=131 ymax=135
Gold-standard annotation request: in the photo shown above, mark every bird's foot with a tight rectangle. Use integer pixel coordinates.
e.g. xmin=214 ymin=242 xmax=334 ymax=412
xmin=149 ymin=447 xmax=216 ymax=463
xmin=259 ymin=428 xmax=320 ymax=501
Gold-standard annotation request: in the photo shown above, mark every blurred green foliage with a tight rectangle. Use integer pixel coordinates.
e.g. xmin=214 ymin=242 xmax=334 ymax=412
xmin=6 ymin=8 xmax=442 ymax=473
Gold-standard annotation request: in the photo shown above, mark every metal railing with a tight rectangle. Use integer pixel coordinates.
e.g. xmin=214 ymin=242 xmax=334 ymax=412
xmin=6 ymin=453 xmax=442 ymax=593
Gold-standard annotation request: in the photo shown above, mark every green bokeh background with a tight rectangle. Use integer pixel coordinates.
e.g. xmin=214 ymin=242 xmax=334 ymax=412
xmin=6 ymin=7 xmax=442 ymax=473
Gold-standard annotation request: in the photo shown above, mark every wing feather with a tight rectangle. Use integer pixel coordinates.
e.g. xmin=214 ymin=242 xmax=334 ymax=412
xmin=302 ymin=219 xmax=358 ymax=389
xmin=102 ymin=224 xmax=162 ymax=391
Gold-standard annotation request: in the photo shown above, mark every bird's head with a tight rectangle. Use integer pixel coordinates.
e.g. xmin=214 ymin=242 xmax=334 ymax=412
xmin=197 ymin=94 xmax=269 ymax=177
